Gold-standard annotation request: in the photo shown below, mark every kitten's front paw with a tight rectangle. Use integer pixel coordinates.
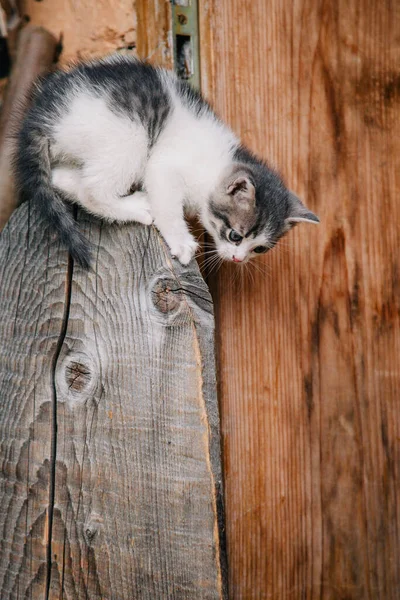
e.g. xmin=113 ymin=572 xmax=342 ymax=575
xmin=122 ymin=192 xmax=153 ymax=225
xmin=169 ymin=238 xmax=199 ymax=265
xmin=134 ymin=207 xmax=153 ymax=226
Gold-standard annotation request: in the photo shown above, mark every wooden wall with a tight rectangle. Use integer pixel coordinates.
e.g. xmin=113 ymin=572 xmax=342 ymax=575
xmin=199 ymin=0 xmax=400 ymax=598
xmin=1 ymin=0 xmax=398 ymax=597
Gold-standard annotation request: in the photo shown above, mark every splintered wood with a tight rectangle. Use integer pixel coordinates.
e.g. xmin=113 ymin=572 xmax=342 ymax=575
xmin=0 ymin=203 xmax=227 ymax=599
xmin=200 ymin=0 xmax=400 ymax=598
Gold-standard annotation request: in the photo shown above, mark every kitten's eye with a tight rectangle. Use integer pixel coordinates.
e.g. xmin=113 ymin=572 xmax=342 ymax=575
xmin=228 ymin=230 xmax=243 ymax=243
xmin=253 ymin=246 xmax=268 ymax=254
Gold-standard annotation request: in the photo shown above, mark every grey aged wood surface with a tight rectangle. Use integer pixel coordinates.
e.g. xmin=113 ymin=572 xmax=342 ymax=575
xmin=0 ymin=201 xmax=226 ymax=599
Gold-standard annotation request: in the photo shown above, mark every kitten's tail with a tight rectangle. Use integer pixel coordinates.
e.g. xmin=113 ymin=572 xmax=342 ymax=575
xmin=14 ymin=124 xmax=92 ymax=269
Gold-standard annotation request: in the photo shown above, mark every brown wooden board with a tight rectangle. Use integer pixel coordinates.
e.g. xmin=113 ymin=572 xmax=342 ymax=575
xmin=199 ymin=0 xmax=400 ymax=598
xmin=0 ymin=202 xmax=227 ymax=599
xmin=136 ymin=0 xmax=173 ymax=68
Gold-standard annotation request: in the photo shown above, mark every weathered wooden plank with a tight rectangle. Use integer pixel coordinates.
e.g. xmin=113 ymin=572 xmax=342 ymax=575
xmin=0 ymin=201 xmax=69 ymax=597
xmin=200 ymin=0 xmax=400 ymax=598
xmin=0 ymin=202 xmax=226 ymax=599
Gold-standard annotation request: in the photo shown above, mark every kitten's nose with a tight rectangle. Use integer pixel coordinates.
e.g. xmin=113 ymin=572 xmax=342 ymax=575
xmin=232 ymin=256 xmax=242 ymax=263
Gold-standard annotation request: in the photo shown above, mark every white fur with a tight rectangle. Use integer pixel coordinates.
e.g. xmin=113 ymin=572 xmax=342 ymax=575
xmin=144 ymin=87 xmax=238 ymax=263
xmin=49 ymin=84 xmax=238 ymax=264
xmin=52 ymin=93 xmax=153 ymax=223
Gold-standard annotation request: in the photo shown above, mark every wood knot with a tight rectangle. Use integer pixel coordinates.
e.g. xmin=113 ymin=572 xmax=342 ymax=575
xmin=84 ymin=513 xmax=103 ymax=546
xmin=152 ymin=279 xmax=182 ymax=313
xmin=56 ymin=350 xmax=100 ymax=406
xmin=66 ymin=361 xmax=92 ymax=392
xmin=148 ymin=271 xmax=213 ymax=326
xmin=85 ymin=525 xmax=97 ymax=543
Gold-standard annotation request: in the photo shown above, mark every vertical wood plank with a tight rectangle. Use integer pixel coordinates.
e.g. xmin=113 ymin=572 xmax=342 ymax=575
xmin=0 ymin=202 xmax=70 ymax=597
xmin=200 ymin=0 xmax=400 ymax=597
xmin=135 ymin=0 xmax=173 ymax=67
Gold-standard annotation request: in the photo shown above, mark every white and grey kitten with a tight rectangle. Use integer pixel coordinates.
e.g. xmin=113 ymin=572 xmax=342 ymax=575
xmin=15 ymin=55 xmax=319 ymax=268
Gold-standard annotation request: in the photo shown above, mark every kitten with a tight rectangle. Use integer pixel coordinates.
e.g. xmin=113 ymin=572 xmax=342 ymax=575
xmin=14 ymin=55 xmax=319 ymax=268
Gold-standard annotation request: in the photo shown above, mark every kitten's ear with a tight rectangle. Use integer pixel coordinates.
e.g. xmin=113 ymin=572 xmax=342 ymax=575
xmin=227 ymin=176 xmax=255 ymax=206
xmin=286 ymin=191 xmax=320 ymax=225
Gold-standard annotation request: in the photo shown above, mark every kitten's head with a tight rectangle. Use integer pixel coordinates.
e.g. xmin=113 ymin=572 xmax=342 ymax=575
xmin=202 ymin=157 xmax=319 ymax=263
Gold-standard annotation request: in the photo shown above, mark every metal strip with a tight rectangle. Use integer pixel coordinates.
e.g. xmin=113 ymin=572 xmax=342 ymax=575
xmin=171 ymin=0 xmax=201 ymax=89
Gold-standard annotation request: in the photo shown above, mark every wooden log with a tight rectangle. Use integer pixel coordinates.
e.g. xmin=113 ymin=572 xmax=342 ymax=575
xmin=0 ymin=202 xmax=227 ymax=599
xmin=0 ymin=25 xmax=57 ymax=231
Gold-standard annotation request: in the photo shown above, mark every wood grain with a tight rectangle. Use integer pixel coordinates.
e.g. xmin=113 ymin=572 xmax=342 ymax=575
xmin=0 ymin=202 xmax=226 ymax=599
xmin=135 ymin=0 xmax=172 ymax=67
xmin=0 ymin=201 xmax=70 ymax=597
xmin=199 ymin=0 xmax=400 ymax=598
